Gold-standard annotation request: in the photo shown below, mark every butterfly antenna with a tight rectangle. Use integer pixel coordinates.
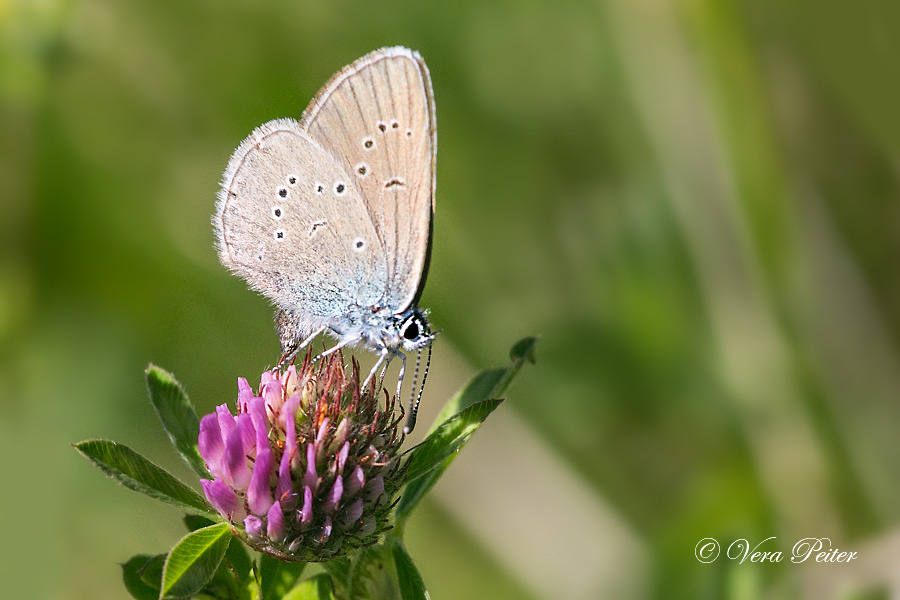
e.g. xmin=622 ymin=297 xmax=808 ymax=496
xmin=407 ymin=347 xmax=422 ymax=415
xmin=404 ymin=343 xmax=431 ymax=434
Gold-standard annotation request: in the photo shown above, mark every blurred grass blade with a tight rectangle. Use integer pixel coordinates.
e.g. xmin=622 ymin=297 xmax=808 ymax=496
xmin=392 ymin=541 xmax=428 ymax=600
xmin=146 ymin=365 xmax=210 ymax=479
xmin=259 ymin=554 xmax=307 ymax=600
xmin=160 ymin=522 xmax=231 ymax=599
xmin=74 ymin=439 xmax=213 ymax=516
xmin=282 ymin=574 xmax=335 ymax=600
xmin=427 ymin=336 xmax=537 ymax=435
xmin=122 ymin=555 xmax=161 ymax=600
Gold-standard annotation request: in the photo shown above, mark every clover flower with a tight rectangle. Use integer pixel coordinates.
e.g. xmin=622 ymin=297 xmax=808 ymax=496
xmin=198 ymin=353 xmax=405 ymax=562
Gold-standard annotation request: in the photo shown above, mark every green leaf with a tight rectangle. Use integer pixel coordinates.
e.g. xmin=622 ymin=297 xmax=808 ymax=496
xmin=427 ymin=336 xmax=537 ymax=435
xmin=321 ymin=557 xmax=351 ymax=594
xmin=146 ymin=365 xmax=210 ymax=479
xmin=183 ymin=514 xmax=216 ymax=531
xmin=395 ymin=400 xmax=502 ymax=525
xmin=428 ymin=369 xmax=504 ymax=435
xmin=393 ymin=400 xmax=500 ymax=524
xmin=348 ymin=546 xmax=399 ymax=600
xmin=160 ymin=522 xmax=232 ymax=599
xmin=259 ymin=553 xmax=307 ymax=599
xmin=203 ymin=552 xmax=241 ymax=599
xmin=74 ymin=439 xmax=214 ymax=516
xmin=122 ymin=555 xmax=162 ymax=600
xmin=404 ymin=399 xmax=503 ymax=483
xmin=395 ymin=337 xmax=538 ymax=525
xmin=186 ymin=514 xmax=253 ymax=589
xmin=509 ymin=335 xmax=539 ymax=362
xmin=222 ymin=537 xmax=253 ymax=588
xmin=392 ymin=542 xmax=428 ymax=600
xmin=282 ymin=574 xmax=335 ymax=600
xmin=139 ymin=554 xmax=166 ymax=590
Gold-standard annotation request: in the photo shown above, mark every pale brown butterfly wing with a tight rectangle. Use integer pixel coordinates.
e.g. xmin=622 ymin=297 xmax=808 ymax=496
xmin=216 ymin=118 xmax=386 ymax=337
xmin=300 ymin=47 xmax=436 ymax=313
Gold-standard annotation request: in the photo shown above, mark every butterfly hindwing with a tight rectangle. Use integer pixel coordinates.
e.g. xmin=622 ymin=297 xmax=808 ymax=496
xmin=216 ymin=118 xmax=386 ymax=335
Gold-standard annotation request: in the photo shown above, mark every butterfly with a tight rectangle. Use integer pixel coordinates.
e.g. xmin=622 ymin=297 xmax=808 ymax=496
xmin=215 ymin=47 xmax=437 ymax=433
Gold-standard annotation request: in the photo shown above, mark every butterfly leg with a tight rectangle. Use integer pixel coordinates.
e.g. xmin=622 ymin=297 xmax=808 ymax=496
xmin=395 ymin=351 xmax=407 ymax=405
xmin=377 ymin=351 xmax=396 ymax=392
xmin=362 ymin=347 xmax=389 ymax=389
xmin=313 ymin=335 xmax=358 ymax=364
xmin=278 ymin=324 xmax=328 ymax=368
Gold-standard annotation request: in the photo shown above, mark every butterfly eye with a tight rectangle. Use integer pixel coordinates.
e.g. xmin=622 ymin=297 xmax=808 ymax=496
xmin=278 ymin=188 xmax=288 ymax=198
xmin=402 ymin=319 xmax=420 ymax=341
xmin=363 ymin=138 xmax=374 ymax=149
xmin=272 ymin=207 xmax=282 ymax=219
xmin=335 ymin=182 xmax=346 ymax=195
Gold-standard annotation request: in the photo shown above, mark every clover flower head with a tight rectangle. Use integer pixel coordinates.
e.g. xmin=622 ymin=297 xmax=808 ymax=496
xmin=198 ymin=353 xmax=405 ymax=562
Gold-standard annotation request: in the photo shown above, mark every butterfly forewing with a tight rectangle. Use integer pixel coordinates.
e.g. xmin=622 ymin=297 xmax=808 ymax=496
xmin=301 ymin=47 xmax=436 ymax=314
xmin=216 ymin=118 xmax=386 ymax=332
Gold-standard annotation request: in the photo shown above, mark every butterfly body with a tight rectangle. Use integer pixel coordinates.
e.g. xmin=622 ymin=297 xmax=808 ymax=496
xmin=215 ymin=47 xmax=437 ymax=432
xmin=274 ymin=303 xmax=432 ymax=359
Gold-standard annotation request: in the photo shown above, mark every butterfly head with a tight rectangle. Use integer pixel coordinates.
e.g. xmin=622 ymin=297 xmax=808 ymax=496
xmin=396 ymin=306 xmax=437 ymax=353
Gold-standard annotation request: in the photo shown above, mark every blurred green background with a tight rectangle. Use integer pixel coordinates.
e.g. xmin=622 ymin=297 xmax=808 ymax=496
xmin=3 ymin=0 xmax=900 ymax=598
